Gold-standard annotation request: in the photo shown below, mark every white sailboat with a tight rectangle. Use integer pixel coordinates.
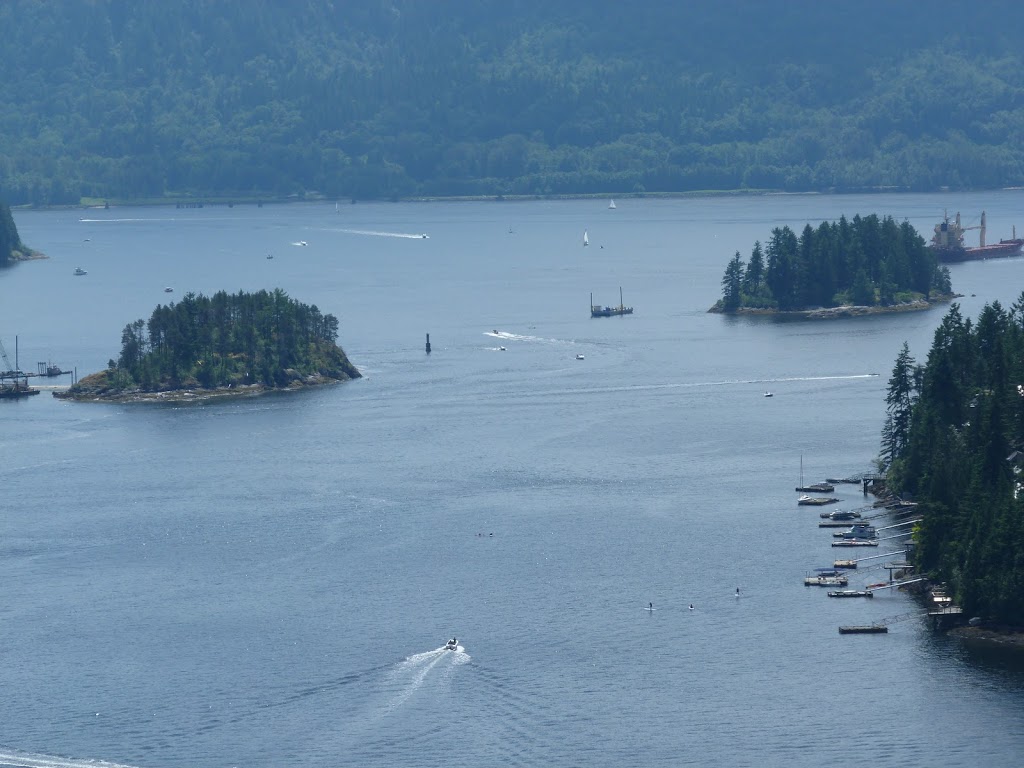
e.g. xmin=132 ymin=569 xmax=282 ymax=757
xmin=609 ymin=199 xmax=616 ymax=209
xmin=583 ymin=231 xmax=589 ymax=246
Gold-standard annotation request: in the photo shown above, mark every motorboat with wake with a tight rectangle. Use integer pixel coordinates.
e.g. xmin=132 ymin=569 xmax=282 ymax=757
xmin=444 ymin=637 xmax=459 ymax=651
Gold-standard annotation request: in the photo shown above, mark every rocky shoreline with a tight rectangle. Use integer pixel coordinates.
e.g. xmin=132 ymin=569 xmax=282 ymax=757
xmin=708 ymin=294 xmax=959 ymax=319
xmin=948 ymin=626 xmax=1024 ymax=650
xmin=53 ymin=370 xmax=357 ymax=403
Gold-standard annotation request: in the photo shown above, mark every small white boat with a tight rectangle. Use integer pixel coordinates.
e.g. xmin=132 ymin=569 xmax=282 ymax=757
xmin=575 ymin=354 xmax=585 ymax=360
xmin=74 ymin=267 xmax=87 ymax=275
xmin=609 ymin=199 xmax=616 ymax=209
xmin=764 ymin=391 xmax=773 ymax=397
xmin=266 ymin=254 xmax=274 ymax=260
xmin=498 ymin=346 xmax=506 ymax=351
xmin=164 ymin=287 xmax=173 ymax=293
xmin=444 ymin=638 xmax=458 ymax=651
xmin=421 ymin=234 xmax=429 ymax=239
xmin=583 ymin=230 xmax=589 ymax=247
xmin=298 ymin=240 xmax=307 ymax=246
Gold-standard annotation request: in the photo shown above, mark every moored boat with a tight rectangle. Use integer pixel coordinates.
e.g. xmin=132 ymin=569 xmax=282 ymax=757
xmin=828 ymin=590 xmax=874 ymax=598
xmin=798 ymin=495 xmax=839 ymax=506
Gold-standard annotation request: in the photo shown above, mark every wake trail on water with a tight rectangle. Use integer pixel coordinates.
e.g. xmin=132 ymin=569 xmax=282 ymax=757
xmin=332 ymin=228 xmax=428 ymax=240
xmin=0 ymin=749 xmax=141 ymax=768
xmin=505 ymin=373 xmax=881 ymax=400
xmin=380 ymin=647 xmax=469 ymax=714
xmin=485 ymin=330 xmax=576 ymax=346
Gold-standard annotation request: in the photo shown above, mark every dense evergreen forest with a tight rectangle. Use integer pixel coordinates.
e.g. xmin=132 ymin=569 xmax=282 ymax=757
xmin=0 ymin=201 xmax=24 ymax=266
xmin=2 ymin=1 xmax=1024 ymax=205
xmin=64 ymin=290 xmax=360 ymax=395
xmin=882 ymin=301 xmax=1024 ymax=624
xmin=713 ymin=215 xmax=952 ymax=312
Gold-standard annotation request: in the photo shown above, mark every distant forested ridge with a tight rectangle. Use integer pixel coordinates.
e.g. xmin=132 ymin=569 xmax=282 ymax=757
xmin=59 ymin=290 xmax=360 ymax=399
xmin=711 ymin=214 xmax=952 ymax=313
xmin=881 ymin=301 xmax=1024 ymax=624
xmin=2 ymin=1 xmax=1024 ymax=205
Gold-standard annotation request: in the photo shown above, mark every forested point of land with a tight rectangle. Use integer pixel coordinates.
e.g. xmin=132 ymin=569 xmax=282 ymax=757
xmin=57 ymin=289 xmax=360 ymax=400
xmin=2 ymin=1 xmax=1024 ymax=205
xmin=0 ymin=199 xmax=43 ymax=264
xmin=881 ymin=301 xmax=1024 ymax=625
xmin=711 ymin=214 xmax=953 ymax=313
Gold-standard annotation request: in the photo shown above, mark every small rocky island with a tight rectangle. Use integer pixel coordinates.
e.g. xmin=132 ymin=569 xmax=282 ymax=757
xmin=55 ymin=289 xmax=361 ymax=402
xmin=708 ymin=214 xmax=955 ymax=317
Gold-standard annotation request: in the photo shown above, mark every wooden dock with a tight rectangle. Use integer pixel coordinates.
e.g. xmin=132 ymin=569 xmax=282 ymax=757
xmin=839 ymin=625 xmax=888 ymax=634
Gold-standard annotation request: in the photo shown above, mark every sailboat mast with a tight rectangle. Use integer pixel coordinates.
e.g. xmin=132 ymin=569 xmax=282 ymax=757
xmin=619 ymin=287 xmax=623 ymax=311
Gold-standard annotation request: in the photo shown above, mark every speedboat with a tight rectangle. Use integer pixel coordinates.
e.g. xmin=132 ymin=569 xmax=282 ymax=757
xmin=498 ymin=346 xmax=506 ymax=351
xmin=575 ymin=354 xmax=585 ymax=360
xmin=298 ymin=240 xmax=307 ymax=246
xmin=763 ymin=391 xmax=773 ymax=397
xmin=164 ymin=287 xmax=173 ymax=293
xmin=444 ymin=638 xmax=458 ymax=651
xmin=74 ymin=267 xmax=87 ymax=276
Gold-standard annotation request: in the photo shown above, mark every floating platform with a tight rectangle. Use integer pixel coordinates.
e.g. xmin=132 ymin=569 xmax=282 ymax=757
xmin=798 ymin=496 xmax=839 ymax=506
xmin=833 ymin=559 xmax=858 ymax=569
xmin=805 ymin=575 xmax=849 ymax=587
xmin=832 ymin=539 xmax=879 ymax=547
xmin=828 ymin=590 xmax=874 ymax=598
xmin=827 ymin=477 xmax=863 ymax=485
xmin=796 ymin=482 xmax=835 ymax=493
xmin=819 ymin=519 xmax=865 ymax=527
xmin=839 ymin=625 xmax=888 ymax=634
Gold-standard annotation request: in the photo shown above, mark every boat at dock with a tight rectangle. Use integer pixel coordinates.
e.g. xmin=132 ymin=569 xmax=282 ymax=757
xmin=798 ymin=495 xmax=839 ymax=506
xmin=795 ymin=455 xmax=833 ymax=492
xmin=839 ymin=624 xmax=888 ymax=634
xmin=828 ymin=590 xmax=874 ymax=598
xmin=819 ymin=509 xmax=861 ymax=520
xmin=833 ymin=524 xmax=877 ymax=539
xmin=833 ymin=559 xmax=858 ymax=569
xmin=832 ymin=539 xmax=879 ymax=547
xmin=804 ymin=574 xmax=849 ymax=587
xmin=590 ymin=288 xmax=633 ymax=318
xmin=930 ymin=210 xmax=1023 ymax=263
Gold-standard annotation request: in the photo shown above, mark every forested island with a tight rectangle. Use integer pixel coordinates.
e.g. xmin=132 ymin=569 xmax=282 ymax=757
xmin=881 ymin=301 xmax=1024 ymax=626
xmin=709 ymin=214 xmax=954 ymax=316
xmin=2 ymin=1 xmax=1024 ymax=205
xmin=55 ymin=290 xmax=361 ymax=402
xmin=0 ymin=200 xmax=44 ymax=265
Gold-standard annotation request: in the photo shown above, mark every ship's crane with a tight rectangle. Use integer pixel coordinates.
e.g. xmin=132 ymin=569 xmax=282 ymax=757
xmin=0 ymin=335 xmax=25 ymax=378
xmin=0 ymin=336 xmax=17 ymax=378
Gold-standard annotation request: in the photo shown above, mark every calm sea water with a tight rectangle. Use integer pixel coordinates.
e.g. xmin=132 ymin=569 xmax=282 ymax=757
xmin=3 ymin=193 xmax=1024 ymax=768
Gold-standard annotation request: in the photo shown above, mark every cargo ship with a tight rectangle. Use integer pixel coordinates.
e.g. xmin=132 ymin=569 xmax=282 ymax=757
xmin=930 ymin=210 xmax=1023 ymax=262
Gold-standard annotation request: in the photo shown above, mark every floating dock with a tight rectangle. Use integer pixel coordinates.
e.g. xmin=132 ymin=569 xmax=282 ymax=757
xmin=839 ymin=625 xmax=888 ymax=634
xmin=828 ymin=590 xmax=874 ymax=598
xmin=796 ymin=482 xmax=835 ymax=493
xmin=832 ymin=539 xmax=879 ymax=547
xmin=799 ymin=496 xmax=839 ymax=506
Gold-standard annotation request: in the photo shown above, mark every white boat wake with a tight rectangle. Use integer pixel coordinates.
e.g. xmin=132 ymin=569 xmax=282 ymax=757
xmin=484 ymin=330 xmax=575 ymax=346
xmin=0 ymin=749 xmax=141 ymax=768
xmin=334 ymin=228 xmax=428 ymax=240
xmin=379 ymin=646 xmax=469 ymax=714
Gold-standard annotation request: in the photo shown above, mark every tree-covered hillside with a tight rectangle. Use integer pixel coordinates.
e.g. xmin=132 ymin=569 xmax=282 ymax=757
xmin=882 ymin=301 xmax=1024 ymax=624
xmin=2 ymin=1 xmax=1024 ymax=204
